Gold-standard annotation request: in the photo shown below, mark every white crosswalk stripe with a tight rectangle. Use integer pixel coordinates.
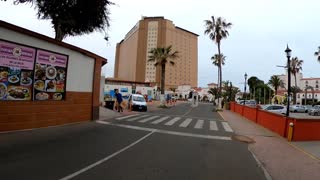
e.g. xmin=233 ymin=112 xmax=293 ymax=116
xmin=126 ymin=115 xmax=149 ymax=122
xmin=113 ymin=114 xmax=234 ymax=133
xmin=164 ymin=117 xmax=181 ymax=126
xmin=209 ymin=121 xmax=218 ymax=131
xmin=221 ymin=122 xmax=233 ymax=132
xmin=194 ymin=120 xmax=204 ymax=129
xmin=116 ymin=114 xmax=139 ymax=120
xmin=179 ymin=118 xmax=192 ymax=128
xmin=139 ymin=116 xmax=160 ymax=123
xmin=151 ymin=116 xmax=170 ymax=124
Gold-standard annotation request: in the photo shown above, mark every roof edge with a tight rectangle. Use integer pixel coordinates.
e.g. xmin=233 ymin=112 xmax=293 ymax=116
xmin=176 ymin=26 xmax=199 ymax=36
xmin=0 ymin=20 xmax=107 ymax=64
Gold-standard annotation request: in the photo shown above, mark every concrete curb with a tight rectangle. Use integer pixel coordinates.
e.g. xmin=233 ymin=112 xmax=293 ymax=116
xmin=248 ymin=146 xmax=273 ymax=180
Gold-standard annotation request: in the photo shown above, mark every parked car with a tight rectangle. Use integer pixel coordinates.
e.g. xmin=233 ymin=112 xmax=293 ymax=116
xmin=239 ymin=100 xmax=257 ymax=107
xmin=289 ymin=105 xmax=307 ymax=113
xmin=128 ymin=94 xmax=147 ymax=112
xmin=308 ymin=105 xmax=320 ymax=116
xmin=304 ymin=105 xmax=313 ymax=113
xmin=263 ymin=105 xmax=286 ymax=114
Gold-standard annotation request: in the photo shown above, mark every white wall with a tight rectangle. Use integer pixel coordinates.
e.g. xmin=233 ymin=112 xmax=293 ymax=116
xmin=0 ymin=27 xmax=95 ymax=92
xmin=104 ymin=84 xmax=132 ymax=97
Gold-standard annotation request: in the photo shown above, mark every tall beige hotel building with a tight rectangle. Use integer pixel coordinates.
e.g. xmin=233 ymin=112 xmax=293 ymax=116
xmin=114 ymin=16 xmax=198 ymax=89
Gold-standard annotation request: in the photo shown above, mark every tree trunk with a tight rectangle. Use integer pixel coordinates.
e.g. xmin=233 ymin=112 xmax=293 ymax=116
xmin=293 ymin=74 xmax=297 ymax=104
xmin=54 ymin=23 xmax=66 ymax=41
xmin=161 ymin=63 xmax=166 ymax=94
xmin=217 ymin=66 xmax=220 ymax=104
xmin=217 ymin=41 xmax=222 ymax=108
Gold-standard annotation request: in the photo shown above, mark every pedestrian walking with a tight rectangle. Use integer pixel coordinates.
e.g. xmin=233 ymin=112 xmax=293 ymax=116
xmin=115 ymin=89 xmax=123 ymax=112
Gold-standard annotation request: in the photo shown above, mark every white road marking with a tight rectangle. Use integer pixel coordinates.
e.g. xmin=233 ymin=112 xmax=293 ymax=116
xmin=222 ymin=122 xmax=233 ymax=132
xmin=179 ymin=118 xmax=192 ymax=127
xmin=58 ymin=129 xmax=155 ymax=180
xmin=96 ymin=120 xmax=231 ymax=141
xmin=139 ymin=116 xmax=160 ymax=123
xmin=194 ymin=120 xmax=204 ymax=129
xmin=157 ymin=129 xmax=231 ymax=141
xmin=126 ymin=115 xmax=149 ymax=121
xmin=209 ymin=121 xmax=218 ymax=131
xmin=97 ymin=121 xmax=155 ymax=131
xmin=151 ymin=116 xmax=170 ymax=124
xmin=116 ymin=114 xmax=139 ymax=120
xmin=164 ymin=117 xmax=181 ymax=126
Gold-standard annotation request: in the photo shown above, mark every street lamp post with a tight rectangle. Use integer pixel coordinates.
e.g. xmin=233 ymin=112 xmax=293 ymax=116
xmin=244 ymin=73 xmax=248 ymax=105
xmin=285 ymin=45 xmax=292 ymax=117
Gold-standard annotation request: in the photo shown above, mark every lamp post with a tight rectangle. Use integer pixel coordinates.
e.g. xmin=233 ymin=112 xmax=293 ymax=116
xmin=285 ymin=45 xmax=292 ymax=117
xmin=244 ymin=73 xmax=248 ymax=105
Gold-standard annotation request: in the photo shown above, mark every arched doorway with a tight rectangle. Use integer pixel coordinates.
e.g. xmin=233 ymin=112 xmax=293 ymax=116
xmin=303 ymin=86 xmax=315 ymax=105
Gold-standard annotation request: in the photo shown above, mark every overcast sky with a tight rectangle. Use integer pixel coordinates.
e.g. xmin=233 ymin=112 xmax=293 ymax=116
xmin=1 ymin=0 xmax=320 ymax=89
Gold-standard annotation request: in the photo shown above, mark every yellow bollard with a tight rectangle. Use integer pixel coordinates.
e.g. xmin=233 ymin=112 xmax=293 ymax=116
xmin=287 ymin=122 xmax=294 ymax=141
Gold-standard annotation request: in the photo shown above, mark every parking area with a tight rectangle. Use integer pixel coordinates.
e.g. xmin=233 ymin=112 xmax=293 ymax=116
xmin=289 ymin=113 xmax=320 ymax=119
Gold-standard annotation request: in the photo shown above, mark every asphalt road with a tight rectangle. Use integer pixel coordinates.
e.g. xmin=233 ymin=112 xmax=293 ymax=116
xmin=0 ymin=102 xmax=266 ymax=180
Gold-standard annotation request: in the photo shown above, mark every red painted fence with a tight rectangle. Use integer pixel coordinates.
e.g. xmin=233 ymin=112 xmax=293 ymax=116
xmin=230 ymin=102 xmax=320 ymax=141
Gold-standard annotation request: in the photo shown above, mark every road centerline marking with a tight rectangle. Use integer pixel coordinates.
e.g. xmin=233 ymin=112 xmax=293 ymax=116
xmin=58 ymin=130 xmax=155 ymax=180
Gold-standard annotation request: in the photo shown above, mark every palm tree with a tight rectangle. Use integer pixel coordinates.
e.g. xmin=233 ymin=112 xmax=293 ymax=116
xmin=211 ymin=53 xmax=226 ymax=93
xmin=268 ymin=75 xmax=284 ymax=95
xmin=290 ymin=57 xmax=303 ymax=87
xmin=291 ymin=86 xmax=301 ymax=105
xmin=314 ymin=46 xmax=320 ymax=62
xmin=148 ymin=45 xmax=179 ymax=95
xmin=204 ymin=16 xmax=232 ymax=103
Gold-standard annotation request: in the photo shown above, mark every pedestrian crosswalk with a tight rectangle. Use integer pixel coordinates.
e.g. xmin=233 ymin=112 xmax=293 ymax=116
xmin=115 ymin=114 xmax=233 ymax=132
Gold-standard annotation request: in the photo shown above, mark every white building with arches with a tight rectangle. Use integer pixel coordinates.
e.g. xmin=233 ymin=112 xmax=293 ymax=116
xmin=276 ymin=72 xmax=320 ymax=105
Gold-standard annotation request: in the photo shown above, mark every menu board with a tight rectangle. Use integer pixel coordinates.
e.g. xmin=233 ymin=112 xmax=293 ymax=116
xmin=0 ymin=41 xmax=36 ymax=100
xmin=33 ymin=50 xmax=68 ymax=101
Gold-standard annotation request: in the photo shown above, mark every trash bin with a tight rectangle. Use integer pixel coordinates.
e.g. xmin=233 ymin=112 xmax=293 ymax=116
xmin=105 ymin=100 xmax=115 ymax=110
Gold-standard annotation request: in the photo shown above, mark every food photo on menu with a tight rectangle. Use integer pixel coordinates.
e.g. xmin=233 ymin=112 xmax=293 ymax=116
xmin=0 ymin=67 xmax=9 ymax=100
xmin=0 ymin=66 xmax=9 ymax=82
xmin=0 ymin=82 xmax=7 ymax=100
xmin=7 ymin=85 xmax=31 ymax=100
xmin=34 ymin=63 xmax=47 ymax=80
xmin=8 ymin=67 xmax=21 ymax=85
xmin=56 ymin=67 xmax=66 ymax=81
xmin=20 ymin=70 xmax=33 ymax=86
xmin=45 ymin=79 xmax=56 ymax=92
xmin=35 ymin=91 xmax=49 ymax=101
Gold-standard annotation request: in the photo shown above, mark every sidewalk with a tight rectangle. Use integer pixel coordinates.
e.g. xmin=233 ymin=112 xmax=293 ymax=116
xmin=219 ymin=110 xmax=320 ymax=180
